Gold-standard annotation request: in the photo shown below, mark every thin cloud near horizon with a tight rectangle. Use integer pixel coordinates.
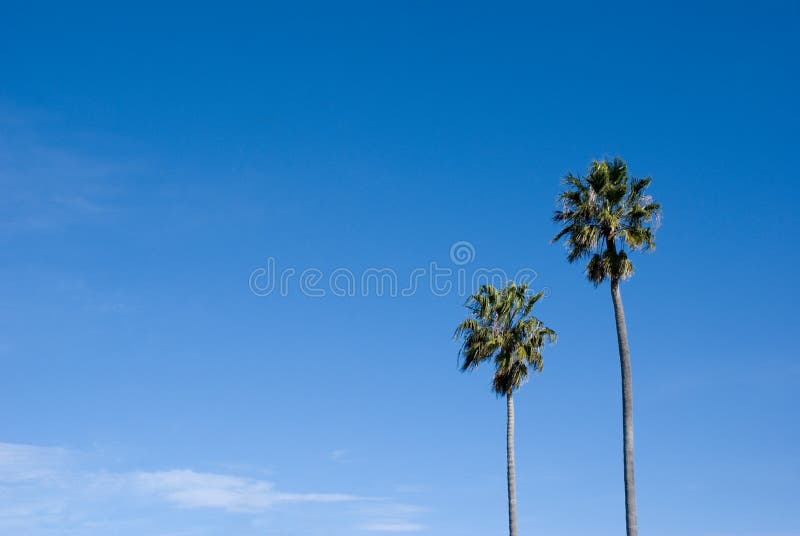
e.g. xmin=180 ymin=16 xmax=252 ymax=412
xmin=0 ymin=442 xmax=428 ymax=534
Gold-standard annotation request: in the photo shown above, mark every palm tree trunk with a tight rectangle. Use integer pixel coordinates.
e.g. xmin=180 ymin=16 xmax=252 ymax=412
xmin=610 ymin=278 xmax=638 ymax=536
xmin=506 ymin=391 xmax=518 ymax=536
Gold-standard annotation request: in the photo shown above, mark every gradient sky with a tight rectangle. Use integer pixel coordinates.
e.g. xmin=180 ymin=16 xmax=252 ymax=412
xmin=1 ymin=2 xmax=798 ymax=535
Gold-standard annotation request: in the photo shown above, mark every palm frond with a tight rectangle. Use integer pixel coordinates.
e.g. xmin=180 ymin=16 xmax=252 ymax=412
xmin=455 ymin=282 xmax=556 ymax=395
xmin=552 ymin=157 xmax=661 ymax=285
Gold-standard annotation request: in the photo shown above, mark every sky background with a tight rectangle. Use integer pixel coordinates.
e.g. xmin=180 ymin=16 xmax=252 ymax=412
xmin=1 ymin=1 xmax=798 ymax=535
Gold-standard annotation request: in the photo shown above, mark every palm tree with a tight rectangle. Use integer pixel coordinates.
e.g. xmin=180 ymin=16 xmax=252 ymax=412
xmin=455 ymin=282 xmax=556 ymax=536
xmin=552 ymin=157 xmax=661 ymax=536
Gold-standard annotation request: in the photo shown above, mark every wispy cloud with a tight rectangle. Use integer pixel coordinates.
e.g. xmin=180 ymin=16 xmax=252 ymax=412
xmin=331 ymin=449 xmax=350 ymax=462
xmin=357 ymin=501 xmax=430 ymax=533
xmin=134 ymin=469 xmax=360 ymax=513
xmin=0 ymin=442 xmax=428 ymax=535
xmin=0 ymin=109 xmax=125 ymax=232
xmin=0 ymin=442 xmax=70 ymax=482
xmin=361 ymin=522 xmax=428 ymax=532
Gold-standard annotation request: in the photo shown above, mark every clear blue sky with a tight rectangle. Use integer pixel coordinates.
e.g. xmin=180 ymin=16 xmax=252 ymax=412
xmin=1 ymin=1 xmax=798 ymax=535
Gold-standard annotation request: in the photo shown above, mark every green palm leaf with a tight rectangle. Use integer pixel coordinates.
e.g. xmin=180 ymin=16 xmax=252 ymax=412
xmin=454 ymin=282 xmax=556 ymax=395
xmin=552 ymin=157 xmax=661 ymax=285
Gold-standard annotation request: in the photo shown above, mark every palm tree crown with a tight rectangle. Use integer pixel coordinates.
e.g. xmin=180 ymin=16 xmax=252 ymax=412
xmin=455 ymin=282 xmax=556 ymax=395
xmin=552 ymin=157 xmax=661 ymax=285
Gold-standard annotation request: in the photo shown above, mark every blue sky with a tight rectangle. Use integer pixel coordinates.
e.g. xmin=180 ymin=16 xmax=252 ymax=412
xmin=1 ymin=1 xmax=798 ymax=535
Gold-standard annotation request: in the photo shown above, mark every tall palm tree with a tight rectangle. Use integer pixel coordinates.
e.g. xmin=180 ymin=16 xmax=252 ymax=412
xmin=455 ymin=282 xmax=556 ymax=536
xmin=552 ymin=157 xmax=661 ymax=536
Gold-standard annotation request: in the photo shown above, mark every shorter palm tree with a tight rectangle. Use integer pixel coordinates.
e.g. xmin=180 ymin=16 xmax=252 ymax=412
xmin=454 ymin=282 xmax=556 ymax=536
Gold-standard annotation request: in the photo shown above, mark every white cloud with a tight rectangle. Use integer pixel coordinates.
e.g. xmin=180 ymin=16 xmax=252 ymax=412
xmin=362 ymin=522 xmax=428 ymax=532
xmin=0 ymin=442 xmax=428 ymax=535
xmin=356 ymin=502 xmax=430 ymax=533
xmin=393 ymin=484 xmax=428 ymax=494
xmin=331 ymin=449 xmax=349 ymax=462
xmin=0 ymin=442 xmax=70 ymax=482
xmin=133 ymin=469 xmax=360 ymax=513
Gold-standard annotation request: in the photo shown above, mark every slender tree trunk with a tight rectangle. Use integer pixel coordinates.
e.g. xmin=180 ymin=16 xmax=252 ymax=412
xmin=506 ymin=391 xmax=518 ymax=536
xmin=610 ymin=278 xmax=638 ymax=536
